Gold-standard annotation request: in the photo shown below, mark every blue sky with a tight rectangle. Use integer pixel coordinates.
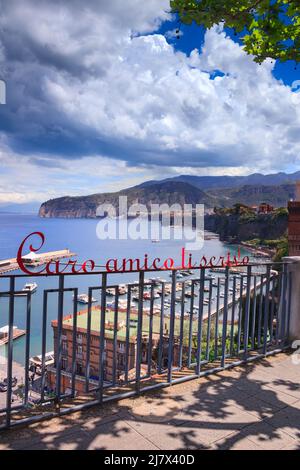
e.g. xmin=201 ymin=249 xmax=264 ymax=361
xmin=0 ymin=0 xmax=299 ymax=207
xmin=160 ymin=19 xmax=300 ymax=86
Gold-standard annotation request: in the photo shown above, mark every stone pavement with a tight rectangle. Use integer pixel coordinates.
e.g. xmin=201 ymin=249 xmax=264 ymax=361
xmin=1 ymin=352 xmax=300 ymax=450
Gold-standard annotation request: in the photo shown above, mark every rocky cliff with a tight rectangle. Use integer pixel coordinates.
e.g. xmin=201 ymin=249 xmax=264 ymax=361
xmin=204 ymin=208 xmax=288 ymax=242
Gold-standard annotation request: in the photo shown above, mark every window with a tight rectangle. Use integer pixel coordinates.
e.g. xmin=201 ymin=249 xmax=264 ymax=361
xmin=117 ymin=353 xmax=125 ymax=368
xmin=76 ymin=345 xmax=83 ymax=354
xmin=62 ymin=341 xmax=68 ymax=353
xmin=62 ymin=358 xmax=67 ymax=370
xmin=142 ymin=350 xmax=147 ymax=361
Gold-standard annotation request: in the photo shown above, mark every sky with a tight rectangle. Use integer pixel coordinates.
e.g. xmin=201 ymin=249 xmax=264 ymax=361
xmin=0 ymin=0 xmax=300 ymax=207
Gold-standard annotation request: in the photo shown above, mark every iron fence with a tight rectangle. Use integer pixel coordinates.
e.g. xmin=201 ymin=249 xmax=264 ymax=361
xmin=0 ymin=262 xmax=292 ymax=430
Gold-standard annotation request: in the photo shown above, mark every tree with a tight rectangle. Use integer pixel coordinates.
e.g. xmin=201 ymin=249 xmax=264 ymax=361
xmin=170 ymin=0 xmax=300 ymax=63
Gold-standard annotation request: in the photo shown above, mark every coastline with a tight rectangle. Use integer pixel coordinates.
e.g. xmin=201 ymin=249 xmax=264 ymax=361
xmin=238 ymin=241 xmax=275 ymax=259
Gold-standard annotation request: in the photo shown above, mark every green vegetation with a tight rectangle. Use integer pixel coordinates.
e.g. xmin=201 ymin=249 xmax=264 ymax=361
xmin=170 ymin=0 xmax=300 ymax=63
xmin=214 ymin=203 xmax=256 ymax=216
xmin=245 ymin=236 xmax=287 ymax=248
xmin=207 ymin=204 xmax=288 ymax=244
xmin=243 ymin=236 xmax=288 ymax=261
xmin=273 ymin=237 xmax=288 ymax=262
xmin=272 ymin=207 xmax=289 ymax=218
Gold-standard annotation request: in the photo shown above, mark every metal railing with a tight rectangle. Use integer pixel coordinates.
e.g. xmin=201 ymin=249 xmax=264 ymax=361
xmin=0 ymin=262 xmax=292 ymax=430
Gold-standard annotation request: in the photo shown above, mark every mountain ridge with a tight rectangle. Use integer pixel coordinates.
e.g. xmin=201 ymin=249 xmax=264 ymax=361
xmin=39 ymin=176 xmax=297 ymax=219
xmin=135 ymin=170 xmax=300 ymax=191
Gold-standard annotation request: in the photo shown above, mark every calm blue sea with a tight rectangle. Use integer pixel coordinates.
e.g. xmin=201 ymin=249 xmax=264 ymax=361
xmin=0 ymin=213 xmax=250 ymax=364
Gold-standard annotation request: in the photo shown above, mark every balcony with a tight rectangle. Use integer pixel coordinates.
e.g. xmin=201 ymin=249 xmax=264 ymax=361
xmin=0 ymin=258 xmax=299 ymax=450
xmin=0 ymin=351 xmax=299 ymax=450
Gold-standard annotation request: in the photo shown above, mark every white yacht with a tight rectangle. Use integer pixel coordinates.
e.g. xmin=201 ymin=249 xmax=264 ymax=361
xmin=74 ymin=294 xmax=97 ymax=304
xmin=22 ymin=282 xmax=38 ymax=294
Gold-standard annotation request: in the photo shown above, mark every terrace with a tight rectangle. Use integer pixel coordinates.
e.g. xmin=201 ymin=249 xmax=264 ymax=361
xmin=0 ymin=257 xmax=299 ymax=450
xmin=0 ymin=352 xmax=299 ymax=450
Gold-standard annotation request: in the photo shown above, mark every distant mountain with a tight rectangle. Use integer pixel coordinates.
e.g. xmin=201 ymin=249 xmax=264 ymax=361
xmin=0 ymin=202 xmax=40 ymax=214
xmin=39 ymin=181 xmax=216 ymax=218
xmin=206 ymin=183 xmax=296 ymax=207
xmin=137 ymin=171 xmax=300 ymax=191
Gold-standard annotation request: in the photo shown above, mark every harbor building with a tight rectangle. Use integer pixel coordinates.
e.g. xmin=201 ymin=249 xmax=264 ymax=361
xmin=48 ymin=306 xmax=187 ymax=394
xmin=288 ymin=181 xmax=300 ymax=256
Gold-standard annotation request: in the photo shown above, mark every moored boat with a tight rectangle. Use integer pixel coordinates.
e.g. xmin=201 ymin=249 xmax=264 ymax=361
xmin=74 ymin=294 xmax=97 ymax=304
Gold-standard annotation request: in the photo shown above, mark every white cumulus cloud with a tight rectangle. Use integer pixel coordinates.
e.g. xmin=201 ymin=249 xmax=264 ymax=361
xmin=0 ymin=1 xmax=299 ymax=204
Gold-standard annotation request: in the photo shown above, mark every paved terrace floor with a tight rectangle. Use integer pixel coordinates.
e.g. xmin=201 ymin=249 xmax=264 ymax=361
xmin=1 ymin=351 xmax=300 ymax=450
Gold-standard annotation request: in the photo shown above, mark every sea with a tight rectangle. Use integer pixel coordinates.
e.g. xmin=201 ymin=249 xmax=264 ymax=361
xmin=0 ymin=213 xmax=251 ymax=364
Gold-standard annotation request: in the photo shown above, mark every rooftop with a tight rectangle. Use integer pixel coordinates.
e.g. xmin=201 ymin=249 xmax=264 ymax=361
xmin=59 ymin=306 xmax=200 ymax=343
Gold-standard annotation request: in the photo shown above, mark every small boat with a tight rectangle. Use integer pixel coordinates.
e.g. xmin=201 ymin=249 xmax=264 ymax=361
xmin=74 ymin=294 xmax=97 ymax=304
xmin=118 ymin=300 xmax=136 ymax=309
xmin=185 ymin=291 xmax=198 ymax=298
xmin=180 ymin=271 xmax=190 ymax=277
xmin=14 ymin=282 xmax=38 ymax=296
xmin=23 ymin=282 xmax=38 ymax=293
xmin=169 ymin=272 xmax=184 ymax=279
xmin=210 ymin=268 xmax=226 ymax=273
xmin=106 ymin=288 xmax=115 ymax=296
xmin=151 ymin=239 xmax=160 ymax=243
xmin=118 ymin=285 xmax=127 ymax=295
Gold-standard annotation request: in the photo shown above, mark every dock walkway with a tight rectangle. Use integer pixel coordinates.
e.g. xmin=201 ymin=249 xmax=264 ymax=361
xmin=0 ymin=249 xmax=76 ymax=274
xmin=0 ymin=328 xmax=26 ymax=346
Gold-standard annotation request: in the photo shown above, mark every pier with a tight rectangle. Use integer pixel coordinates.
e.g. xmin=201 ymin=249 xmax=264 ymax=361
xmin=0 ymin=326 xmax=26 ymax=346
xmin=0 ymin=249 xmax=76 ymax=274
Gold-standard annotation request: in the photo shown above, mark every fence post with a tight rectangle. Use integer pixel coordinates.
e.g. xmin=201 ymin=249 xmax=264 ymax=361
xmin=282 ymin=257 xmax=300 ymax=342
